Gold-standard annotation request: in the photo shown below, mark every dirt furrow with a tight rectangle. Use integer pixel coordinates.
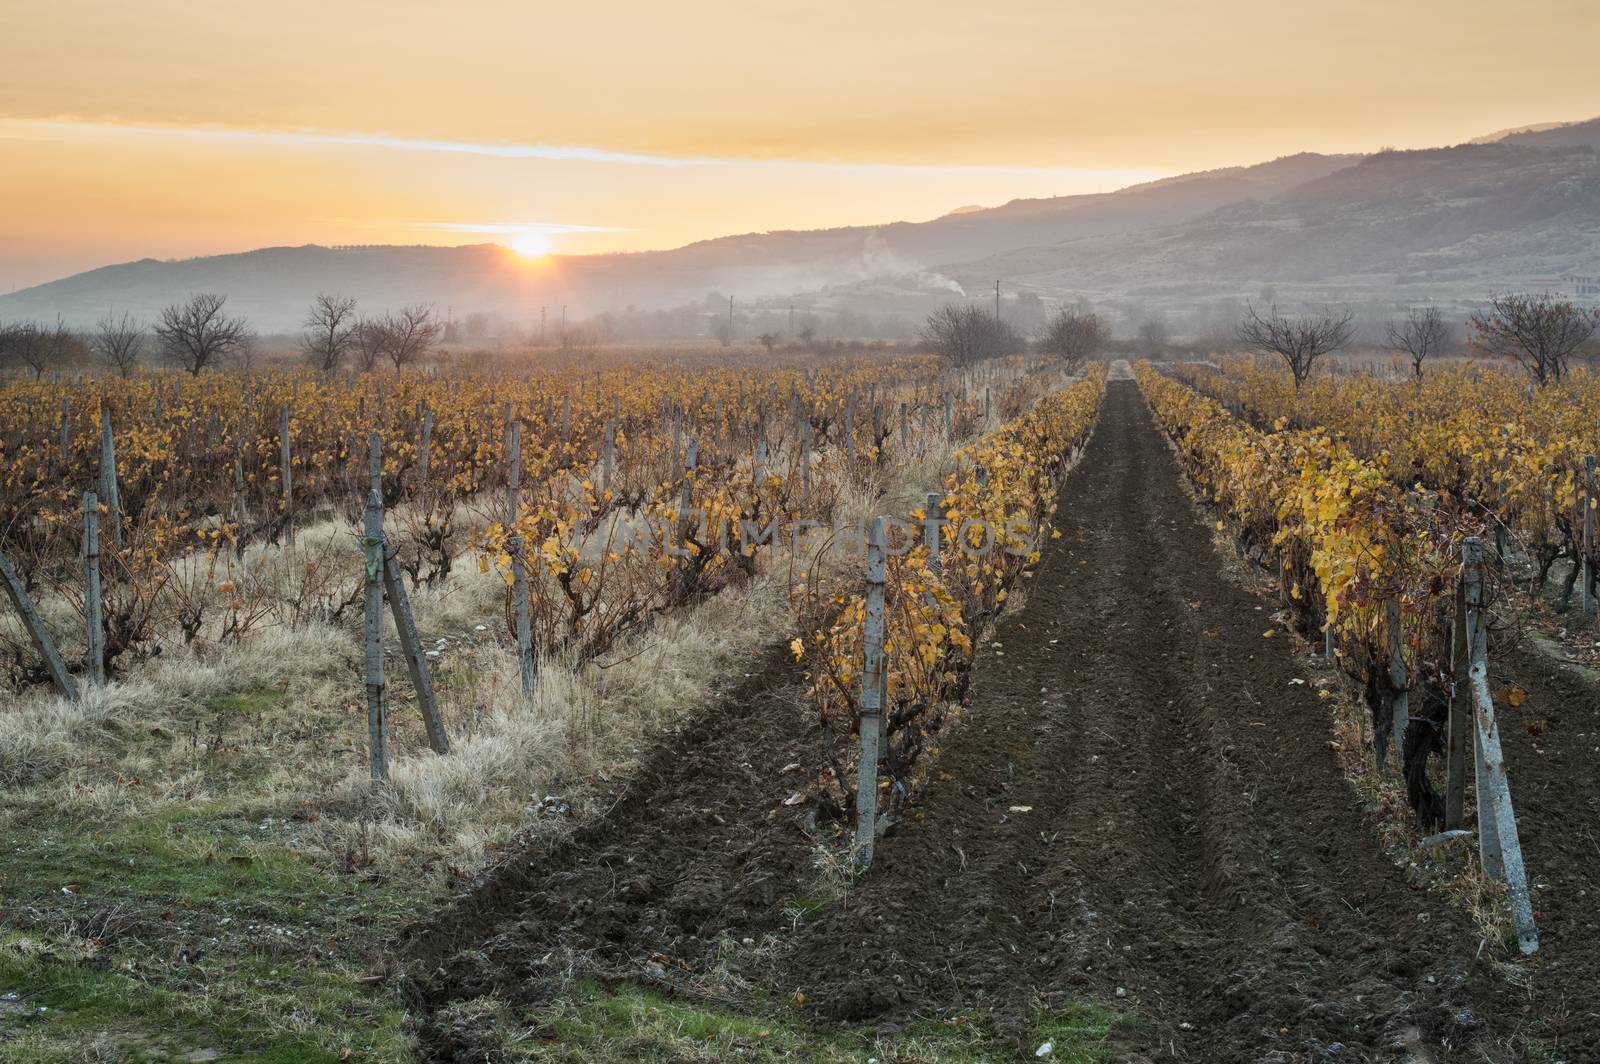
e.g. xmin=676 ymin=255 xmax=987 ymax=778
xmin=784 ymin=380 xmax=1523 ymax=1061
xmin=401 ymin=377 xmax=1580 ymax=1063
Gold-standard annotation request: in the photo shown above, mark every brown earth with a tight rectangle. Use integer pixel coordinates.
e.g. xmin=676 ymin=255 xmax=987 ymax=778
xmin=403 ymin=379 xmax=1595 ymax=1062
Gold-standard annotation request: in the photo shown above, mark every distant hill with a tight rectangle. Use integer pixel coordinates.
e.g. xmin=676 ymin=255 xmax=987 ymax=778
xmin=944 ymin=142 xmax=1600 ymax=315
xmin=3 ymin=120 xmax=1598 ymax=333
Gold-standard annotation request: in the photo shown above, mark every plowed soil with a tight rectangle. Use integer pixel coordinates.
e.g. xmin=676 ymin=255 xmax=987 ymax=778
xmin=403 ymin=379 xmax=1597 ymax=1062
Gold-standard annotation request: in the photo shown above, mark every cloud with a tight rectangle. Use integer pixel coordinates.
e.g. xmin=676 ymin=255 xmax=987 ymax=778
xmin=408 ymin=221 xmax=632 ymax=235
xmin=0 ymin=117 xmax=1161 ymax=182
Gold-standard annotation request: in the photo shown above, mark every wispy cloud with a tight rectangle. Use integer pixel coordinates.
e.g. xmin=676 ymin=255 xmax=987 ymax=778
xmin=0 ymin=116 xmax=1161 ymax=182
xmin=409 ymin=221 xmax=632 ymax=235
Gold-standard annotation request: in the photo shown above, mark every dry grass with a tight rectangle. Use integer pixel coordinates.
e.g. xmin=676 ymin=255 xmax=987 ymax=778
xmin=0 ymin=380 xmax=1002 ymax=885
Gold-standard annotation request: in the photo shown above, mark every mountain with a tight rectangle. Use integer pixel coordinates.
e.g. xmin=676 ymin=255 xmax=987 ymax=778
xmin=0 ymin=153 xmax=1359 ymax=332
xmin=3 ymin=121 xmax=1598 ymax=334
xmin=943 ymin=142 xmax=1600 ymax=314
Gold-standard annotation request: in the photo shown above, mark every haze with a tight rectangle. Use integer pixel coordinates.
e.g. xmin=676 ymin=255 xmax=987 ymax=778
xmin=4 ymin=0 xmax=1600 ymax=293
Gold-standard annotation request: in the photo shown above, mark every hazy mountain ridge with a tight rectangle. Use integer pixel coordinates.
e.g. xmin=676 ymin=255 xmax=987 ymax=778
xmin=945 ymin=142 xmax=1600 ymax=309
xmin=3 ymin=124 xmax=1597 ymax=332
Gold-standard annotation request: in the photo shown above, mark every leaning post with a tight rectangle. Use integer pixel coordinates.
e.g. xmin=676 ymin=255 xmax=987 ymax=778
xmin=1462 ymin=535 xmax=1539 ymax=954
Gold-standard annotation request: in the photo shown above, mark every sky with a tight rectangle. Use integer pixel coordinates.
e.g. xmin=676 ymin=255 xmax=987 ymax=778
xmin=3 ymin=0 xmax=1599 ymax=292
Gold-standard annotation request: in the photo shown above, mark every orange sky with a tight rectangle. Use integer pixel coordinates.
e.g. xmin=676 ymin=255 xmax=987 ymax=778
xmin=3 ymin=0 xmax=1599 ymax=291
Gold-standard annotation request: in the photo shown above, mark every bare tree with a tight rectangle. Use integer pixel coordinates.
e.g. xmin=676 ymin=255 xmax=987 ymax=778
xmin=375 ymin=304 xmax=441 ymax=371
xmin=301 ymin=294 xmax=358 ymax=372
xmin=93 ymin=311 xmax=147 ymax=378
xmin=921 ymin=303 xmax=1023 ymax=366
xmin=757 ymin=332 xmax=779 ymax=354
xmin=1136 ymin=314 xmax=1171 ymax=358
xmin=1041 ymin=308 xmax=1108 ymax=374
xmin=1236 ymin=303 xmax=1354 ymax=390
xmin=352 ymin=317 xmax=384 ymax=372
xmin=1385 ymin=305 xmax=1452 ymax=382
xmin=155 ymin=293 xmax=251 ymax=375
xmin=4 ymin=318 xmax=77 ymax=379
xmin=1469 ymin=292 xmax=1599 ymax=386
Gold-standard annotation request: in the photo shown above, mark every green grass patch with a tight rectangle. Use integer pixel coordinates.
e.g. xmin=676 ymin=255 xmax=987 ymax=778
xmin=0 ymin=813 xmax=418 ymax=1063
xmin=456 ymin=981 xmax=1128 ymax=1063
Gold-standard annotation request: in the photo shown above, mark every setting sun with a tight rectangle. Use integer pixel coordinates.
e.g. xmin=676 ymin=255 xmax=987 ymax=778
xmin=509 ymin=230 xmax=551 ymax=258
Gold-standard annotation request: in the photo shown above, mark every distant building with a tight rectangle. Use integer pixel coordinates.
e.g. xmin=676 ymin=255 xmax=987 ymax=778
xmin=1528 ymin=273 xmax=1600 ymax=299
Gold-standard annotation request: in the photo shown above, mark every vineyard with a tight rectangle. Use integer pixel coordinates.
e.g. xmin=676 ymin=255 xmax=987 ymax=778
xmin=1 ymin=353 xmax=1597 ymax=1063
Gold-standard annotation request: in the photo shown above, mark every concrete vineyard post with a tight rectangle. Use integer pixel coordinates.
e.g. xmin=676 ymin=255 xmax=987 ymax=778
xmin=1384 ymin=596 xmax=1407 ymax=773
xmin=380 ymin=534 xmax=450 ymax=754
xmin=98 ymin=408 xmax=122 ymax=550
xmin=1462 ymin=536 xmax=1539 ymax=954
xmin=1584 ymin=453 xmax=1596 ymax=620
xmin=855 ymin=516 xmax=888 ymax=869
xmin=562 ymin=393 xmax=571 ymax=441
xmin=0 ymin=549 xmax=77 ymax=702
xmin=362 ymin=489 xmax=389 ymax=783
xmin=83 ymin=492 xmax=104 ymax=687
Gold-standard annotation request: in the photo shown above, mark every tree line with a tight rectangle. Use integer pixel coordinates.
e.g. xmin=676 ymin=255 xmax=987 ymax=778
xmin=0 ymin=293 xmax=441 ymax=378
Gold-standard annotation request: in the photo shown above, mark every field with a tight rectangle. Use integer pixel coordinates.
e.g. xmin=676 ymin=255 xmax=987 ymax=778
xmin=1 ymin=352 xmax=1597 ymax=1062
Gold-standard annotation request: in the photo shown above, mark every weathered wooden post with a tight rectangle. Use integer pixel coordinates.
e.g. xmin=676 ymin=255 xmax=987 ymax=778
xmin=561 ymin=393 xmax=571 ymax=441
xmin=0 ymin=550 xmax=78 ymax=702
xmin=855 ymin=516 xmax=888 ymax=869
xmin=506 ymin=419 xmax=534 ymax=699
xmin=279 ymin=405 xmax=294 ymax=546
xmin=83 ymin=492 xmax=104 ymax=687
xmin=925 ymin=492 xmax=943 ymax=574
xmin=1380 ymin=596 xmax=1406 ymax=773
xmin=673 ymin=438 xmax=700 ymax=595
xmin=380 ymin=535 xmax=450 ymax=754
xmin=362 ymin=489 xmax=389 ymax=783
xmin=943 ymin=392 xmax=953 ymax=437
xmin=899 ymin=402 xmax=908 ymax=451
xmin=416 ymin=408 xmax=433 ymax=497
xmin=58 ymin=397 xmax=70 ymax=470
xmin=1445 ymin=564 xmax=1469 ymax=830
xmin=844 ymin=400 xmax=856 ymax=470
xmin=232 ymin=439 xmax=246 ymax=521
xmin=800 ymin=420 xmax=812 ymax=505
xmin=368 ymin=432 xmax=383 ymax=501
xmin=1583 ymin=453 xmax=1596 ymax=620
xmin=98 ymin=408 xmax=122 ymax=550
xmin=603 ymin=419 xmax=616 ymax=491
xmin=1461 ymin=535 xmax=1539 ymax=953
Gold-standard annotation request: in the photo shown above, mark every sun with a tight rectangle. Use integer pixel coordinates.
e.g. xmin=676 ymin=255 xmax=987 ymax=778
xmin=509 ymin=230 xmax=551 ymax=258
